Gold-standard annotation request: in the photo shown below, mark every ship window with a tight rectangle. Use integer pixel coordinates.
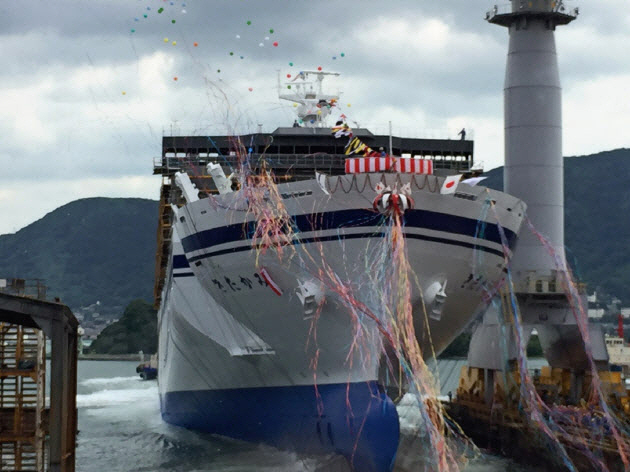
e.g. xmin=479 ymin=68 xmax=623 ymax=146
xmin=279 ymin=145 xmax=294 ymax=154
xmin=535 ymin=280 xmax=543 ymax=293
xmin=548 ymin=280 xmax=556 ymax=292
xmin=267 ymin=146 xmax=279 ymax=154
xmin=295 ymin=146 xmax=308 ymax=154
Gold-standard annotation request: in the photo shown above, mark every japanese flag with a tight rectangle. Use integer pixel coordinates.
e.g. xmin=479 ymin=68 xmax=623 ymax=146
xmin=440 ymin=174 xmax=462 ymax=194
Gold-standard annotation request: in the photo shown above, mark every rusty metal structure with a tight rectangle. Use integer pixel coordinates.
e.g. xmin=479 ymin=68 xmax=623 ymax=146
xmin=0 ymin=279 xmax=78 ymax=472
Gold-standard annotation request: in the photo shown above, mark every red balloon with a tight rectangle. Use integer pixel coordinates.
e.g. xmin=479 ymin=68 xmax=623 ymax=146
xmin=317 ymin=66 xmax=322 ymax=71
xmin=273 ymin=41 xmax=278 ymax=47
xmin=286 ymin=74 xmax=291 ymax=78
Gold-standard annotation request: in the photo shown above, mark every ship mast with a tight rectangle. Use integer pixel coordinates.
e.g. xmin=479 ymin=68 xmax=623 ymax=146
xmin=278 ymin=70 xmax=340 ymax=127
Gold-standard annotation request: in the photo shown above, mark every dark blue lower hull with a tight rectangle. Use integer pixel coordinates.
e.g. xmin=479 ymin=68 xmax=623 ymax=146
xmin=161 ymin=381 xmax=400 ymax=471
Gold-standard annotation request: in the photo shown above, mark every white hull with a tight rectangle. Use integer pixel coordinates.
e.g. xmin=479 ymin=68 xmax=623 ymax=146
xmin=157 ymin=172 xmax=525 ymax=471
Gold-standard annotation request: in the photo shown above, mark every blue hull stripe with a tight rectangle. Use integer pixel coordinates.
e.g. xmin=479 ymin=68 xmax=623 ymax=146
xmin=181 ymin=208 xmax=516 ymax=255
xmin=184 ymin=230 xmax=505 ymax=264
xmin=161 ymin=381 xmax=400 ymax=472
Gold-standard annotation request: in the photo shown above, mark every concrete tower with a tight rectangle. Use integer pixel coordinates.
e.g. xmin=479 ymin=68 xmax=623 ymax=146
xmin=488 ymin=0 xmax=576 ymax=277
xmin=468 ymin=1 xmax=609 ymax=378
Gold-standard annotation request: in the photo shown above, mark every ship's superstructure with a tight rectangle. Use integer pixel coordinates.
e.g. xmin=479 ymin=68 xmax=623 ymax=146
xmin=153 ymin=73 xmax=526 ymax=471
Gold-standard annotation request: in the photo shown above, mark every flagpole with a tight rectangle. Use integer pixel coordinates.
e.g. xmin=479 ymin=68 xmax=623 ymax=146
xmin=388 ymin=121 xmax=393 ymax=156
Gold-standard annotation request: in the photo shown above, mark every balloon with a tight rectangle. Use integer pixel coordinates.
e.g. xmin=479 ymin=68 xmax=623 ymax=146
xmin=158 ymin=7 xmax=164 ymax=13
xmin=265 ymin=36 xmax=270 ymax=41
xmin=259 ymin=43 xmax=264 ymax=47
xmin=310 ymin=120 xmax=315 ymax=123
xmin=171 ymin=19 xmax=176 ymax=24
xmin=193 ymin=42 xmax=198 ymax=47
xmin=240 ymin=56 xmax=244 ymax=59
xmin=287 ymin=85 xmax=291 ymax=89
xmin=164 ymin=38 xmax=169 ymax=42
xmin=347 ymin=103 xmax=351 ymax=107
xmin=134 ymin=18 xmax=139 ymax=21
xmin=317 ymin=110 xmax=322 ymax=115
xmin=130 ymin=29 xmax=135 ymax=33
xmin=173 ymin=77 xmax=178 ymax=81
xmin=269 ymin=28 xmax=274 ymax=33
xmin=332 ymin=56 xmax=336 ymax=60
xmin=247 ymin=20 xmax=251 ymax=25
xmin=248 ymin=147 xmax=253 ymax=153
xmin=248 ymin=87 xmax=253 ymax=91
xmin=286 ymin=74 xmax=291 ymax=78
xmin=340 ymin=52 xmax=345 ymax=57
xmin=236 ymin=34 xmax=240 ymax=39
xmin=217 ymin=69 xmax=221 ymax=73
xmin=122 ymin=91 xmax=126 ymax=95
xmin=147 ymin=6 xmax=151 ymax=10
xmin=143 ymin=14 xmax=147 ymax=18
xmin=172 ymin=41 xmax=177 ymax=45
xmin=181 ymin=9 xmax=186 ymax=13
xmin=273 ymin=41 xmax=278 ymax=47
xmin=293 ymin=103 xmax=298 ymax=107
xmin=289 ymin=62 xmax=293 ymax=66
xmin=229 ymin=51 xmax=234 ymax=56
xmin=317 ymin=66 xmax=322 ymax=71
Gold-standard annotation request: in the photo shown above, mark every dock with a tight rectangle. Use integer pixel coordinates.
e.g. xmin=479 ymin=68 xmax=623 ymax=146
xmin=0 ymin=278 xmax=78 ymax=472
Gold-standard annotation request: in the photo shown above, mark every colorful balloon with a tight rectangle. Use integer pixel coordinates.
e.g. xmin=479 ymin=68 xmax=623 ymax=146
xmin=248 ymin=87 xmax=253 ymax=91
xmin=289 ymin=62 xmax=293 ymax=66
xmin=122 ymin=91 xmax=126 ymax=95
xmin=286 ymin=74 xmax=291 ymax=78
xmin=287 ymin=85 xmax=291 ymax=89
xmin=246 ymin=20 xmax=251 ymax=25
xmin=317 ymin=66 xmax=322 ymax=71
xmin=130 ymin=29 xmax=135 ymax=33
xmin=164 ymin=37 xmax=169 ymax=42
xmin=193 ymin=42 xmax=198 ymax=47
xmin=172 ymin=41 xmax=177 ymax=45
xmin=340 ymin=52 xmax=345 ymax=57
xmin=229 ymin=51 xmax=234 ymax=56
xmin=273 ymin=41 xmax=278 ymax=47
xmin=269 ymin=28 xmax=274 ymax=33
xmin=158 ymin=7 xmax=164 ymax=13
xmin=171 ymin=19 xmax=176 ymax=24
xmin=173 ymin=77 xmax=178 ymax=81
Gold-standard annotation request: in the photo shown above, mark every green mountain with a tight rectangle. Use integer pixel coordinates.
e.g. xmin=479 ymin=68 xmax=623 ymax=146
xmin=88 ymin=299 xmax=157 ymax=354
xmin=483 ymin=148 xmax=630 ymax=303
xmin=0 ymin=197 xmax=158 ymax=316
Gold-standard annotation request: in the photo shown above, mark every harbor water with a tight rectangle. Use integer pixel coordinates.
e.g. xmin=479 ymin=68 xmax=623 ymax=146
xmin=75 ymin=360 xmax=536 ymax=471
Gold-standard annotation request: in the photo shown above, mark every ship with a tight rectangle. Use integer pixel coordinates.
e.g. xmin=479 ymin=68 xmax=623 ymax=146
xmin=153 ymin=71 xmax=527 ymax=471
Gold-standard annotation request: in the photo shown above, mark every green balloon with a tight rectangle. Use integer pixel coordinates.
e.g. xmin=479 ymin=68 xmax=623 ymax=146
xmin=171 ymin=19 xmax=176 ymax=24
xmin=269 ymin=28 xmax=274 ymax=33
xmin=247 ymin=20 xmax=251 ymax=25
xmin=289 ymin=62 xmax=293 ymax=66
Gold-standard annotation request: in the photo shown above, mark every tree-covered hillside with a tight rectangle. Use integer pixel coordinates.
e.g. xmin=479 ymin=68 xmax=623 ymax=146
xmin=0 ymin=197 xmax=158 ymax=315
xmin=88 ymin=299 xmax=157 ymax=354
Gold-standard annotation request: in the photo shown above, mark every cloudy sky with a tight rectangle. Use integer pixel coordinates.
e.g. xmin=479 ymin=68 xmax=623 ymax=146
xmin=1 ymin=0 xmax=629 ymax=235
